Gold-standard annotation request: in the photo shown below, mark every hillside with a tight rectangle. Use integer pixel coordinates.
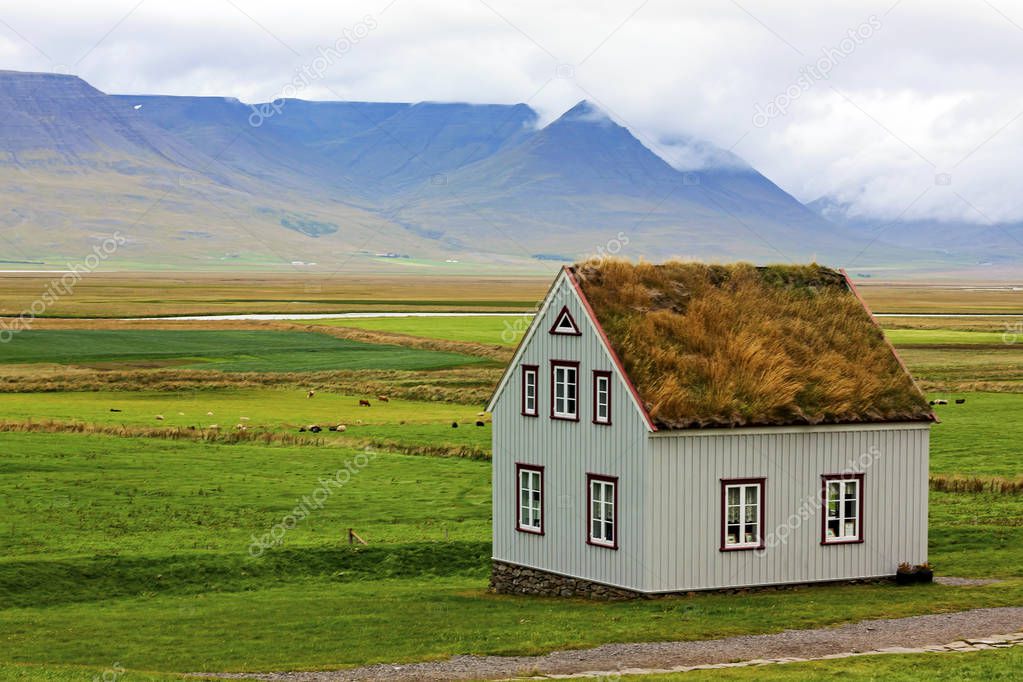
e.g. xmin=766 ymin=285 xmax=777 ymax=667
xmin=0 ymin=69 xmax=964 ymax=272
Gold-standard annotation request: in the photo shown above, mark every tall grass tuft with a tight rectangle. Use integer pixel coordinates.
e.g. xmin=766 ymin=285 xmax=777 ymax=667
xmin=930 ymin=474 xmax=1023 ymax=495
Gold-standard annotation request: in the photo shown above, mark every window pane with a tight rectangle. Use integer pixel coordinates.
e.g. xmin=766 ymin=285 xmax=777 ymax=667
xmin=727 ymin=487 xmax=739 ymax=505
xmin=727 ymin=525 xmax=740 ymax=544
xmin=744 ymin=503 xmax=757 ymax=523
xmin=727 ymin=506 xmax=739 ymax=524
xmin=745 ymin=485 xmax=758 ymax=505
xmin=844 ymin=519 xmax=856 ymax=536
xmin=844 ymin=499 xmax=857 ymax=519
xmin=828 ymin=481 xmax=840 ymax=502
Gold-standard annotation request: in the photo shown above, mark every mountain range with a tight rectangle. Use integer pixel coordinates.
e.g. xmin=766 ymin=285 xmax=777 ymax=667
xmin=0 ymin=69 xmax=1016 ymax=274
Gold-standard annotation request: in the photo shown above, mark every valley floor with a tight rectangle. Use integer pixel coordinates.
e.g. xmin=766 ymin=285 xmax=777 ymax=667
xmin=0 ymin=304 xmax=1020 ymax=680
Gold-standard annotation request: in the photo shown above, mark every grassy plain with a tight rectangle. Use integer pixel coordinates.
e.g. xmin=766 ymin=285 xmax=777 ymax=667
xmin=0 ymin=329 xmax=487 ymax=372
xmin=0 ymin=429 xmax=1021 ymax=675
xmin=312 ymin=314 xmax=527 ymax=346
xmin=0 ymin=279 xmax=1021 ymax=679
xmin=0 ymin=273 xmax=546 ymax=318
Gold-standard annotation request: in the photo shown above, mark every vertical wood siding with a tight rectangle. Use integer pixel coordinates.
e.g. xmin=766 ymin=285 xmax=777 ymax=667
xmin=645 ymin=424 xmax=930 ymax=592
xmin=492 ymin=277 xmax=654 ymax=591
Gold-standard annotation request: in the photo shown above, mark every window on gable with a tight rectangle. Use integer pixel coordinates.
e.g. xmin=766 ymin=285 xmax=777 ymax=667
xmin=517 ymin=464 xmax=543 ymax=534
xmin=550 ymin=360 xmax=579 ymax=420
xmin=587 ymin=474 xmax=617 ymax=548
xmin=822 ymin=474 xmax=863 ymax=544
xmin=593 ymin=370 xmax=611 ymax=425
xmin=721 ymin=478 xmax=765 ymax=551
xmin=549 ymin=306 xmax=581 ymax=336
xmin=521 ymin=365 xmax=538 ymax=417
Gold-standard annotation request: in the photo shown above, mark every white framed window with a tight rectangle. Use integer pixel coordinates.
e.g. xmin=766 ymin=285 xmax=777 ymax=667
xmin=549 ymin=305 xmax=581 ymax=335
xmin=550 ymin=360 xmax=579 ymax=420
xmin=721 ymin=479 xmax=764 ymax=550
xmin=521 ymin=365 xmax=538 ymax=417
xmin=822 ymin=474 xmax=863 ymax=544
xmin=516 ymin=464 xmax=543 ymax=534
xmin=588 ymin=474 xmax=617 ymax=548
xmin=593 ymin=371 xmax=611 ymax=425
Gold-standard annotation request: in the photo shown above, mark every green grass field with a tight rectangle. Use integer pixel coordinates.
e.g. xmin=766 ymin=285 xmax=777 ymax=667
xmin=884 ymin=328 xmax=1017 ymax=345
xmin=1 ymin=297 xmax=1022 ymax=679
xmin=312 ymin=314 xmax=528 ymax=347
xmin=1 ymin=432 xmax=1022 ymax=676
xmin=0 ymin=329 xmax=486 ymax=372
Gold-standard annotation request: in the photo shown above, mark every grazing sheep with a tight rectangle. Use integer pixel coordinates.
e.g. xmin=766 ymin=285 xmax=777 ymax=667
xmin=336 ymin=424 xmax=347 ymax=432
xmin=475 ymin=420 xmax=485 ymax=427
xmin=208 ymin=424 xmax=219 ymax=429
xmin=955 ymin=398 xmax=966 ymax=404
xmin=307 ymin=390 xmax=315 ymax=398
xmin=235 ymin=424 xmax=246 ymax=430
xmin=207 ymin=411 xmax=214 ymax=416
xmin=309 ymin=425 xmax=322 ymax=433
xmin=359 ymin=399 xmax=371 ymax=407
xmin=155 ymin=415 xmax=164 ymax=421
xmin=109 ymin=408 xmax=122 ymax=412
xmin=451 ymin=421 xmax=459 ymax=428
xmin=299 ymin=427 xmax=306 ymax=432
xmin=377 ymin=395 xmax=390 ymax=403
xmin=240 ymin=416 xmax=250 ymax=421
xmin=935 ymin=399 xmax=949 ymax=405
xmin=476 ymin=411 xmax=486 ymax=417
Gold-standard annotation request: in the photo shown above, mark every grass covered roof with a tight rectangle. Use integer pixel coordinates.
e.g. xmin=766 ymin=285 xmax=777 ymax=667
xmin=571 ymin=260 xmax=934 ymax=429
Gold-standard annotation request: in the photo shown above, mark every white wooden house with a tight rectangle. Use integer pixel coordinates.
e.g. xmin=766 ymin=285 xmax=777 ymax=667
xmin=487 ymin=261 xmax=934 ymax=597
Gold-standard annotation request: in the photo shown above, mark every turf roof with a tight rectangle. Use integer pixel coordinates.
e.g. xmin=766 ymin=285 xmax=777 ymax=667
xmin=571 ymin=260 xmax=934 ymax=429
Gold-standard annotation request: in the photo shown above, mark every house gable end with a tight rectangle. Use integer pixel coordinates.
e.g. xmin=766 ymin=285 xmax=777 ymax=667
xmin=487 ymin=267 xmax=654 ymax=432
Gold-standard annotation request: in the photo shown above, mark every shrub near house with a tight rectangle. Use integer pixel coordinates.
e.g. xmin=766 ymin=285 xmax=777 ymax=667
xmin=488 ymin=260 xmax=935 ymax=597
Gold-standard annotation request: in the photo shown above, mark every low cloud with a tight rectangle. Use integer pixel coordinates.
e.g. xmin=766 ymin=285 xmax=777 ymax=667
xmin=3 ymin=0 xmax=1023 ymax=225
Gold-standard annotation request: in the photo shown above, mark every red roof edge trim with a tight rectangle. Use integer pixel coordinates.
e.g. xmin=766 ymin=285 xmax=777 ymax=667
xmin=565 ymin=266 xmax=658 ymax=432
xmin=840 ymin=268 xmax=938 ymax=423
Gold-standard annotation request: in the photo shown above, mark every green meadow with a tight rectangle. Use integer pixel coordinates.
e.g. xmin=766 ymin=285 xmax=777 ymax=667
xmin=0 ymin=311 xmax=1021 ymax=679
xmin=311 ymin=314 xmax=527 ymax=346
xmin=0 ymin=329 xmax=486 ymax=372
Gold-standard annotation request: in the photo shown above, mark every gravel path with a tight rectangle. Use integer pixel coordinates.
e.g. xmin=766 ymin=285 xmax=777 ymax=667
xmin=203 ymin=606 xmax=1023 ymax=681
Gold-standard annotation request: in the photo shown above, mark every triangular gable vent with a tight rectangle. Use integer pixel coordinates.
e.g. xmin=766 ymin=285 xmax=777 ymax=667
xmin=549 ymin=306 xmax=581 ymax=335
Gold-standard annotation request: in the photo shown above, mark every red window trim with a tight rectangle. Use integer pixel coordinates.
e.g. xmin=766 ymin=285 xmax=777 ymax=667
xmin=586 ymin=473 xmax=619 ymax=550
xmin=820 ymin=473 xmax=865 ymax=545
xmin=719 ymin=477 xmax=766 ymax=552
xmin=515 ymin=463 xmax=545 ymax=535
xmin=520 ymin=364 xmax=539 ymax=417
xmin=592 ymin=370 xmax=612 ymax=425
xmin=548 ymin=305 xmax=582 ymax=336
xmin=549 ymin=359 xmax=581 ymax=422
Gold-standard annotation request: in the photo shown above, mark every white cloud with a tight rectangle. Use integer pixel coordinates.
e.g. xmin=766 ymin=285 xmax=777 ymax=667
xmin=3 ymin=0 xmax=1023 ymax=223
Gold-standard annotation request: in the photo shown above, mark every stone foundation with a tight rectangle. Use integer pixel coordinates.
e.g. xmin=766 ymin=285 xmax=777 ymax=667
xmin=490 ymin=560 xmax=896 ymax=600
xmin=489 ymin=560 xmax=643 ymax=600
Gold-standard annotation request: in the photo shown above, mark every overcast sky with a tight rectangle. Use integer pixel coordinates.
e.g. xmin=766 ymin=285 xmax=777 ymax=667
xmin=3 ymin=0 xmax=1023 ymax=225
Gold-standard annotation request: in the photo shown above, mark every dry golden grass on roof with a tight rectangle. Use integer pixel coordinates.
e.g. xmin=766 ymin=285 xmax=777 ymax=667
xmin=572 ymin=260 xmax=934 ymax=429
